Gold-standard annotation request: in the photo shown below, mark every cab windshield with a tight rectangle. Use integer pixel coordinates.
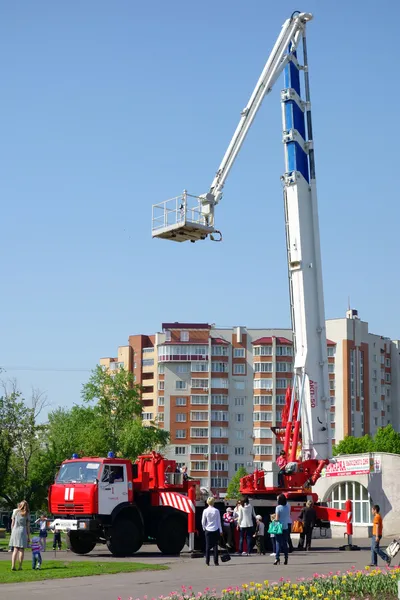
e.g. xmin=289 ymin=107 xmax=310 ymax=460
xmin=56 ymin=461 xmax=100 ymax=484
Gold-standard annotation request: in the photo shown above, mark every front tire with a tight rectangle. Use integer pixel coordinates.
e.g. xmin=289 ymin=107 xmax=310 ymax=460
xmin=156 ymin=514 xmax=187 ymax=555
xmin=67 ymin=531 xmax=96 ymax=555
xmin=106 ymin=518 xmax=143 ymax=557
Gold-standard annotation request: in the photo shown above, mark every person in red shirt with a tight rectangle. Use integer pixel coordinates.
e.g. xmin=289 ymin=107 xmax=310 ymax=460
xmin=277 ymin=450 xmax=287 ymax=488
xmin=370 ymin=504 xmax=391 ymax=567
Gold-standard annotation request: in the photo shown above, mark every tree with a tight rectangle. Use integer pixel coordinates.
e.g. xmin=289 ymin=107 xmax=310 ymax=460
xmin=333 ymin=425 xmax=400 ymax=456
xmin=226 ymin=466 xmax=248 ymax=500
xmin=0 ymin=380 xmax=49 ymax=510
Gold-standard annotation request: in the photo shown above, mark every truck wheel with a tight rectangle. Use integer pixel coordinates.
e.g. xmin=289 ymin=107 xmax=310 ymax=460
xmin=107 ymin=518 xmax=143 ymax=557
xmin=156 ymin=515 xmax=187 ymax=555
xmin=67 ymin=531 xmax=96 ymax=555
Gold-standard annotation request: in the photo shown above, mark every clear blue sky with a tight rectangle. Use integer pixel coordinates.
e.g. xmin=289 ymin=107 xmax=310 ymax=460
xmin=1 ymin=0 xmax=399 ymax=415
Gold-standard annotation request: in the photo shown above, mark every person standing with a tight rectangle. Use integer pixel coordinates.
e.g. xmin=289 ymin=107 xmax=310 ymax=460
xmin=30 ymin=535 xmax=42 ymax=570
xmin=298 ymin=500 xmax=317 ymax=551
xmin=35 ymin=515 xmax=48 ymax=551
xmin=274 ymin=494 xmax=290 ymax=565
xmin=254 ymin=515 xmax=265 ymax=555
xmin=202 ymin=497 xmax=222 ymax=566
xmin=277 ymin=451 xmax=287 ymax=488
xmin=222 ymin=507 xmax=235 ymax=551
xmin=9 ymin=500 xmax=30 ymax=571
xmin=370 ymin=505 xmax=391 ymax=567
xmin=287 ymin=506 xmax=294 ymax=553
xmin=269 ymin=513 xmax=277 ymax=556
xmin=237 ymin=497 xmax=256 ymax=555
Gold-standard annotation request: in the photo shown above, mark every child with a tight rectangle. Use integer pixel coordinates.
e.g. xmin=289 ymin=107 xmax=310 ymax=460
xmin=269 ymin=513 xmax=277 ymax=557
xmin=254 ymin=515 xmax=265 ymax=555
xmin=52 ymin=526 xmax=62 ymax=551
xmin=31 ymin=535 xmax=42 ymax=570
xmin=35 ymin=515 xmax=48 ymax=551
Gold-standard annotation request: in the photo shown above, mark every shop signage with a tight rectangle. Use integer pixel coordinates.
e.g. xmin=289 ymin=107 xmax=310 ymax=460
xmin=321 ymin=455 xmax=381 ymax=477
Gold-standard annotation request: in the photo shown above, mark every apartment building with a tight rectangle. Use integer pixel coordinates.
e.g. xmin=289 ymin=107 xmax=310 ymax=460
xmin=99 ymin=310 xmax=400 ymax=494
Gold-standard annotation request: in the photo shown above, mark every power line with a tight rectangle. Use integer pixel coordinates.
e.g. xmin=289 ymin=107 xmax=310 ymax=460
xmin=1 ymin=366 xmax=92 ymax=373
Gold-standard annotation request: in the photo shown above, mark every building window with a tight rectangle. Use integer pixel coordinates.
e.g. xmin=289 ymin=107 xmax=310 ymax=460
xmin=158 ymin=381 xmax=165 ymax=390
xmin=234 ymin=397 xmax=246 ymax=406
xmin=212 ymin=361 xmax=229 ymax=373
xmin=235 ymin=413 xmax=245 ymax=422
xmin=175 ymin=429 xmax=187 ymax=439
xmin=177 ymin=364 xmax=189 ymax=374
xmin=191 ymin=461 xmax=208 ymax=471
xmin=180 ymin=331 xmax=189 ymax=342
xmin=254 ymin=362 xmax=273 ymax=373
xmin=211 ymin=477 xmax=228 ymax=488
xmin=253 ymin=412 xmax=272 ymax=422
xmin=234 ymin=381 xmax=245 ymax=390
xmin=328 ymin=363 xmax=335 ymax=373
xmin=253 ymin=445 xmax=272 ymax=455
xmin=165 ymin=331 xmax=171 ymax=342
xmin=253 ymin=379 xmax=273 ymax=390
xmin=385 ymin=373 xmax=391 ymax=383
xmin=190 ymin=428 xmax=208 ymax=438
xmin=254 ymin=345 xmax=272 ymax=356
xmin=176 ymin=380 xmax=188 ymax=390
xmin=158 ymin=364 xmax=165 ymax=375
xmin=211 ymin=378 xmax=229 ymax=388
xmin=142 ymin=412 xmax=153 ymax=420
xmin=211 ymin=410 xmax=228 ymax=421
xmin=211 ymin=427 xmax=227 ymax=437
xmin=373 ymin=401 xmax=378 ymax=410
xmin=276 ymin=395 xmax=286 ymax=405
xmin=387 ymin=387 xmax=391 ymax=398
xmin=234 ymin=463 xmax=245 ymax=471
xmin=374 ymin=417 xmax=378 ymax=426
xmin=142 ymin=359 xmax=154 ymax=367
xmin=158 ymin=396 xmax=165 ymax=406
xmin=212 ymin=444 xmax=227 ymax=454
xmin=191 ymin=395 xmax=209 ymax=405
xmin=212 ymin=460 xmax=228 ymax=471
xmin=175 ymin=446 xmax=186 ymax=455
xmin=330 ymin=396 xmax=335 ymax=406
xmin=330 ymin=413 xmax=335 ymax=422
xmin=192 ymin=379 xmax=209 ymax=389
xmin=327 ymin=346 xmax=336 ymax=357
xmin=192 ymin=362 xmax=209 ymax=372
xmin=157 ymin=413 xmax=164 ymax=423
xmin=176 ymin=413 xmax=187 ymax=422
xmin=327 ymin=482 xmax=371 ymax=525
xmin=175 ymin=397 xmax=187 ymax=406
xmin=253 ymin=395 xmax=272 ymax=405
xmin=191 ymin=445 xmax=208 ymax=454
xmin=329 ymin=380 xmax=335 ymax=390
xmin=276 ymin=362 xmax=292 ymax=372
xmin=234 ymin=447 xmax=244 ymax=455
xmin=233 ymin=363 xmax=246 ymax=375
xmin=386 ymin=358 xmax=391 ymax=368
xmin=234 ymin=348 xmax=245 ymax=358
xmin=211 ymin=345 xmax=228 ymax=356
xmin=276 ymin=345 xmax=293 ymax=356
xmin=190 ymin=411 xmax=209 ymax=421
xmin=276 ymin=379 xmax=289 ymax=389
xmin=253 ymin=428 xmax=272 ymax=439
xmin=235 ymin=430 xmax=245 ymax=439
xmin=211 ymin=394 xmax=228 ymax=404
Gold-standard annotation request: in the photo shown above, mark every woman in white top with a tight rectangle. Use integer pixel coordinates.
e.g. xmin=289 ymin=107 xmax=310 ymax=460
xmin=201 ymin=497 xmax=222 ymax=566
xmin=237 ymin=497 xmax=256 ymax=555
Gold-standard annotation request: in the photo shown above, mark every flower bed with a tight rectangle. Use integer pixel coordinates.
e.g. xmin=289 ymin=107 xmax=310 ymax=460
xmin=118 ymin=566 xmax=400 ymax=600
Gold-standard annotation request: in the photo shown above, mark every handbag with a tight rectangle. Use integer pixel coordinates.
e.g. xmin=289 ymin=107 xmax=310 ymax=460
xmin=268 ymin=521 xmax=283 ymax=535
xmin=291 ymin=520 xmax=304 ymax=534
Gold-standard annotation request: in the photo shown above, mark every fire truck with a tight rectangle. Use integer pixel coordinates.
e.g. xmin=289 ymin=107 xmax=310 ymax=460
xmin=152 ymin=11 xmax=355 ymax=547
xmin=49 ymin=452 xmax=204 ymax=556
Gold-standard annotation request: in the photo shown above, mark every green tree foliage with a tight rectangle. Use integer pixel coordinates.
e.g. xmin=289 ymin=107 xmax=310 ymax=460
xmin=333 ymin=425 xmax=400 ymax=456
xmin=226 ymin=466 xmax=248 ymax=500
xmin=0 ymin=367 xmax=169 ymax=512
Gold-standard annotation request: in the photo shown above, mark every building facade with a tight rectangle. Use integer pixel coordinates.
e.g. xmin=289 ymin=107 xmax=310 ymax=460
xmin=99 ymin=310 xmax=400 ymax=495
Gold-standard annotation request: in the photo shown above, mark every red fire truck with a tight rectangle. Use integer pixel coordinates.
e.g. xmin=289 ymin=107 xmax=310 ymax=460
xmin=49 ymin=452 xmax=202 ymax=556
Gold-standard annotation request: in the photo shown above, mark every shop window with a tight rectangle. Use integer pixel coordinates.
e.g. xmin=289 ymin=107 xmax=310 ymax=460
xmin=327 ymin=481 xmax=371 ymax=525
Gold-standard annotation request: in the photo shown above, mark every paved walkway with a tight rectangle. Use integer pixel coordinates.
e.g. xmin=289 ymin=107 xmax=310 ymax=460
xmin=0 ymin=539 xmax=393 ymax=600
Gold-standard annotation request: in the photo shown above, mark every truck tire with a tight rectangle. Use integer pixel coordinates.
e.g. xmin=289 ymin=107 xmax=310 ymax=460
xmin=107 ymin=518 xmax=143 ymax=557
xmin=156 ymin=514 xmax=187 ymax=555
xmin=67 ymin=531 xmax=96 ymax=555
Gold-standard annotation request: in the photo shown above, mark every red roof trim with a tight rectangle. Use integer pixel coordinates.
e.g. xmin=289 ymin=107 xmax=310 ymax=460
xmin=326 ymin=339 xmax=336 ymax=346
xmin=252 ymin=336 xmax=292 ymax=345
xmin=211 ymin=337 xmax=230 ymax=345
xmin=162 ymin=323 xmax=211 ymax=330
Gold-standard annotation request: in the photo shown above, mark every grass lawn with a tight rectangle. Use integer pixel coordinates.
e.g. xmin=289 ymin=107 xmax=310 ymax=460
xmin=0 ymin=559 xmax=167 ymax=584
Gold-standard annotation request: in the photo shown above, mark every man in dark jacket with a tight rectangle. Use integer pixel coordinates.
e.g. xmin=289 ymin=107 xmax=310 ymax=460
xmin=298 ymin=500 xmax=316 ymax=551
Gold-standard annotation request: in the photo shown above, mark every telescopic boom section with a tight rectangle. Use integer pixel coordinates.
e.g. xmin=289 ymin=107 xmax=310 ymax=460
xmin=151 ymin=12 xmax=312 ymax=243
